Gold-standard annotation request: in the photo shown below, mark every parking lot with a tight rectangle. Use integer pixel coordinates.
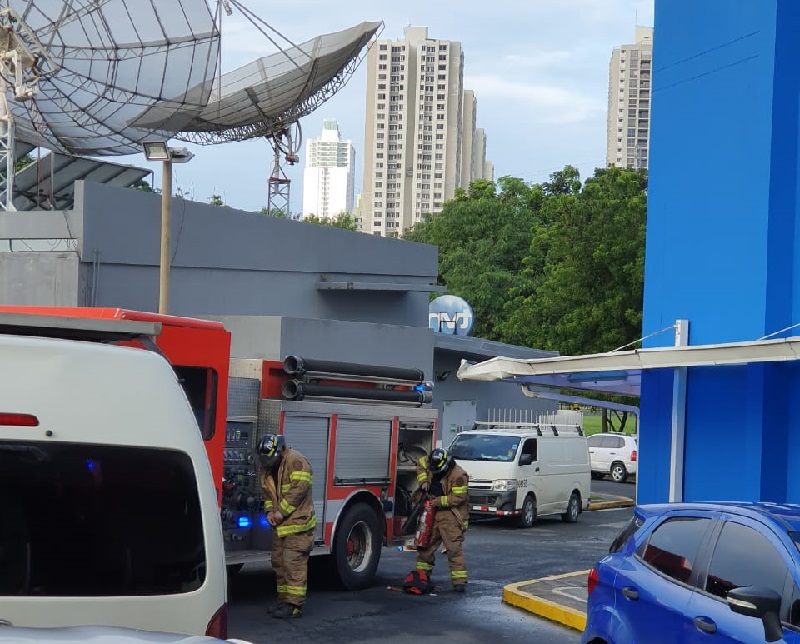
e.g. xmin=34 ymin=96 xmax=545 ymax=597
xmin=227 ymin=480 xmax=635 ymax=643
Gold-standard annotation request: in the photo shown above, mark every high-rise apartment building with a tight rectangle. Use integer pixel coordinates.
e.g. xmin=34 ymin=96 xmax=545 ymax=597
xmin=460 ymin=90 xmax=477 ymax=189
xmin=302 ymin=119 xmax=355 ymax=219
xmin=361 ymin=26 xmax=465 ymax=236
xmin=473 ymin=127 xmax=488 ymax=182
xmin=606 ymin=26 xmax=653 ymax=170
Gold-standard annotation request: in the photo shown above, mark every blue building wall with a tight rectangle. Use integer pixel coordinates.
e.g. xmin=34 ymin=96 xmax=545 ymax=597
xmin=641 ymin=0 xmax=800 ymax=503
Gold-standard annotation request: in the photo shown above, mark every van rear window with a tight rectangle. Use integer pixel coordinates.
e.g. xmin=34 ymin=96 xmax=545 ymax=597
xmin=0 ymin=442 xmax=206 ymax=597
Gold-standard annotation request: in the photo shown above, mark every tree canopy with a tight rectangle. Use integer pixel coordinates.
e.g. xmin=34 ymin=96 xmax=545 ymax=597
xmin=406 ymin=165 xmax=648 ymax=357
xmin=302 ymin=212 xmax=358 ymax=231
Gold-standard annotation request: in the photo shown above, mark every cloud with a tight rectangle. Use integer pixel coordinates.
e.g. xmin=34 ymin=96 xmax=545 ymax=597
xmin=501 ymin=50 xmax=575 ymax=70
xmin=465 ymin=74 xmax=605 ymax=125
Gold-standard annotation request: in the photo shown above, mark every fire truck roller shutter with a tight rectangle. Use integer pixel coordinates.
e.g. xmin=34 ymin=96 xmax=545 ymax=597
xmin=334 ymin=419 xmax=392 ymax=483
xmin=281 ymin=415 xmax=330 ymax=542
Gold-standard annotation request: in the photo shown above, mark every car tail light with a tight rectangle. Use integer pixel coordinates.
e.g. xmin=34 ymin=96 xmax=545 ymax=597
xmin=631 ymin=450 xmax=637 ymax=462
xmin=587 ymin=567 xmax=599 ymax=596
xmin=0 ymin=413 xmax=39 ymax=427
xmin=206 ymin=604 xmax=228 ymax=639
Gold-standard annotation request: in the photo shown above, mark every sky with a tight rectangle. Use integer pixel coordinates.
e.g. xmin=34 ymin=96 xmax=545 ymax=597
xmin=121 ymin=0 xmax=655 ymax=213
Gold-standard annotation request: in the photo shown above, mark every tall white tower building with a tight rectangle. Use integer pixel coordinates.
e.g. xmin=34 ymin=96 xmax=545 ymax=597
xmin=360 ymin=26 xmax=465 ymax=237
xmin=302 ymin=119 xmax=356 ymax=219
xmin=606 ymin=26 xmax=653 ymax=170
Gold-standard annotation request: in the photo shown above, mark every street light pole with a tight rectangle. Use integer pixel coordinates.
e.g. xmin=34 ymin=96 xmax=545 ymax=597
xmin=159 ymin=158 xmax=173 ymax=314
xmin=142 ymin=140 xmax=193 ymax=316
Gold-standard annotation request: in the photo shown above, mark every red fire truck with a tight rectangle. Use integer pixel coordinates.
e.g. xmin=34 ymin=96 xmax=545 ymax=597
xmin=0 ymin=306 xmax=437 ymax=590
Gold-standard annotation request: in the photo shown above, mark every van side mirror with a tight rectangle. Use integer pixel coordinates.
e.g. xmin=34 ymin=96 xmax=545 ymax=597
xmin=726 ymin=586 xmax=783 ymax=642
xmin=519 ymin=454 xmax=534 ymax=466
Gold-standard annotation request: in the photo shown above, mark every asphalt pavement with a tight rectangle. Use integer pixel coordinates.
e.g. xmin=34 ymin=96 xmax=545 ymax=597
xmin=501 ymin=477 xmax=637 ymax=632
xmin=226 ymin=479 xmax=635 ymax=643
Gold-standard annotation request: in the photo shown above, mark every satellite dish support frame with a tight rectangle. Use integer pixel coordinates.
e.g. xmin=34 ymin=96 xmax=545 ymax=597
xmin=0 ymin=7 xmax=58 ymax=212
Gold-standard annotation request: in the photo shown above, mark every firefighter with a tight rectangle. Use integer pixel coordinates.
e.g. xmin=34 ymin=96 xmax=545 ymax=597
xmin=257 ymin=433 xmax=316 ymax=619
xmin=415 ymin=447 xmax=469 ymax=592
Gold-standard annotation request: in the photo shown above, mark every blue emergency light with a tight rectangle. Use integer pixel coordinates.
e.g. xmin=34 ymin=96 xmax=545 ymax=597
xmin=237 ymin=516 xmax=251 ymax=529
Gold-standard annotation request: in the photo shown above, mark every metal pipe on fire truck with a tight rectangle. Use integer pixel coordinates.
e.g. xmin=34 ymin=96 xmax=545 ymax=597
xmin=283 ymin=355 xmax=425 ymax=382
xmin=282 ymin=380 xmax=433 ymax=405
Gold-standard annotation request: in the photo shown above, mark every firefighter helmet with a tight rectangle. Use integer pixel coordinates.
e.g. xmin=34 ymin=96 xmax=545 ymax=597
xmin=257 ymin=433 xmax=285 ymax=468
xmin=429 ymin=448 xmax=452 ymax=474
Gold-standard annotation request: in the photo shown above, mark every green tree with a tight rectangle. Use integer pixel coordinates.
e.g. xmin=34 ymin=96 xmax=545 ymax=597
xmin=209 ymin=194 xmax=225 ymax=207
xmin=302 ymin=212 xmax=358 ymax=231
xmin=406 ymin=178 xmax=539 ymax=339
xmin=501 ymin=166 xmax=647 ymax=356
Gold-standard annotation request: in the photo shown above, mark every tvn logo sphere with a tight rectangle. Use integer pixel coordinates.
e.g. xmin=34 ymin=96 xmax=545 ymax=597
xmin=428 ymin=295 xmax=474 ymax=336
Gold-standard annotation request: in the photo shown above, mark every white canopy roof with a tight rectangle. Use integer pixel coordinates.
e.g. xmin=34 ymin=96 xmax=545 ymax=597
xmin=457 ymin=335 xmax=800 ymax=397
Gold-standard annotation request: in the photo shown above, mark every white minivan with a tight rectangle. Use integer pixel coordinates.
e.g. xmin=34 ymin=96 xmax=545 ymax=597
xmin=0 ymin=316 xmax=227 ymax=637
xmin=448 ymin=423 xmax=591 ymax=528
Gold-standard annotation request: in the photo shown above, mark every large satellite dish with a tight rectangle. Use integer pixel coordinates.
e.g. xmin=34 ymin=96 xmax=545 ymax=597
xmin=0 ymin=0 xmax=381 ymax=212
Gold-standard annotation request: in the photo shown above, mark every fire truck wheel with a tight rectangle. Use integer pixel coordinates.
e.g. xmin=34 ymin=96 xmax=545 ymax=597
xmin=333 ymin=503 xmax=382 ymax=591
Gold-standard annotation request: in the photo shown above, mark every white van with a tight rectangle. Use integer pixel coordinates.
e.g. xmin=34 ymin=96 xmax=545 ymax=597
xmin=448 ymin=423 xmax=591 ymax=528
xmin=0 ymin=319 xmax=227 ymax=637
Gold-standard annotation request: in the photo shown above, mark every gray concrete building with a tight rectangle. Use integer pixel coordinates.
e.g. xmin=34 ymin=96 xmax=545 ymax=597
xmin=0 ymin=180 xmax=557 ymax=427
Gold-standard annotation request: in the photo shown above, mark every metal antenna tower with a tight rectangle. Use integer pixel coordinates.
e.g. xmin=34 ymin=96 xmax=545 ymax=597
xmin=266 ymin=125 xmax=300 ymax=217
xmin=0 ymin=7 xmax=57 ymax=211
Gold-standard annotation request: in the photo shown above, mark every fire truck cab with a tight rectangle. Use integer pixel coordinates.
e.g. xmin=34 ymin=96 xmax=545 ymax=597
xmin=0 ymin=307 xmax=437 ymax=590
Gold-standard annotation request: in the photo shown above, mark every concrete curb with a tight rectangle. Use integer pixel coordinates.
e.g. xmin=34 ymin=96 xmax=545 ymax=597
xmin=502 ymin=570 xmax=589 ymax=632
xmin=587 ymin=496 xmax=634 ymax=510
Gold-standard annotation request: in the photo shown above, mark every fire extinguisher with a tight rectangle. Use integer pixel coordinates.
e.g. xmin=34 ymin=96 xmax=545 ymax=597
xmin=415 ymin=499 xmax=435 ymax=549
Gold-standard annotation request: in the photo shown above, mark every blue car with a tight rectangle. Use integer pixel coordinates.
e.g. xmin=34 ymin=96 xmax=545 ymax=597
xmin=582 ymin=502 xmax=800 ymax=643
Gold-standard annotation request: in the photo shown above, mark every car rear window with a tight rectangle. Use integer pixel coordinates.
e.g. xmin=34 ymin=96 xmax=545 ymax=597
xmin=0 ymin=442 xmax=206 ymax=597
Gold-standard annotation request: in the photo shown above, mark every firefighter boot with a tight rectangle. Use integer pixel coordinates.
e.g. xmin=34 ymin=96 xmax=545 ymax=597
xmin=272 ymin=603 xmax=302 ymax=619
